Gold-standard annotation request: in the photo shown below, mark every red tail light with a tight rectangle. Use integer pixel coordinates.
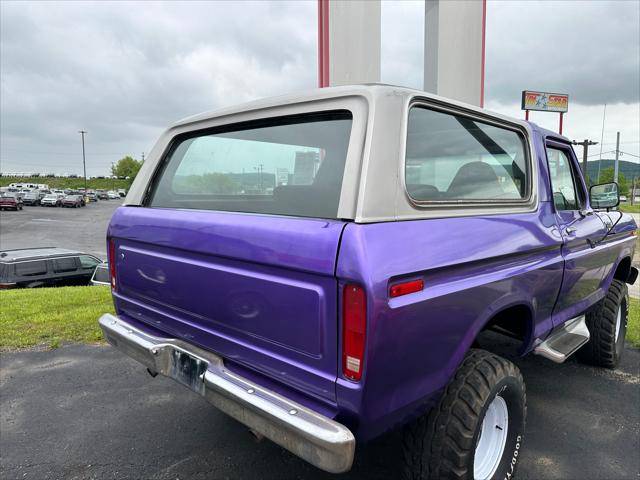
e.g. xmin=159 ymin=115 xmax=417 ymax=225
xmin=343 ymin=284 xmax=366 ymax=381
xmin=108 ymin=238 xmax=117 ymax=290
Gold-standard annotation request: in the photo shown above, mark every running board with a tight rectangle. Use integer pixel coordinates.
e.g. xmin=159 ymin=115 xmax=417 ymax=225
xmin=534 ymin=315 xmax=590 ymax=363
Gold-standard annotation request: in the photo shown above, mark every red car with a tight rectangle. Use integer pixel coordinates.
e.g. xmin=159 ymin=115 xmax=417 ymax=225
xmin=62 ymin=195 xmax=82 ymax=208
xmin=0 ymin=193 xmax=23 ymax=211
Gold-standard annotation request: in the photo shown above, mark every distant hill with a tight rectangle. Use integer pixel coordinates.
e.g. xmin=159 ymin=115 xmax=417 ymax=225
xmin=587 ymin=159 xmax=640 ymax=182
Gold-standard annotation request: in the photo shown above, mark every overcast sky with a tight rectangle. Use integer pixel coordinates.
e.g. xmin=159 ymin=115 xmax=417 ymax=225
xmin=1 ymin=0 xmax=638 ymax=175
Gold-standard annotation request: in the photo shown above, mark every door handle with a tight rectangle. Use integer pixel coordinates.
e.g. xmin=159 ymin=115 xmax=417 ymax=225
xmin=565 ymin=227 xmax=576 ymax=234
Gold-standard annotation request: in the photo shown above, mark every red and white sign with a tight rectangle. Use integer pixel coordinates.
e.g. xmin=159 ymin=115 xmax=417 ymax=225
xmin=521 ymin=91 xmax=569 ymax=113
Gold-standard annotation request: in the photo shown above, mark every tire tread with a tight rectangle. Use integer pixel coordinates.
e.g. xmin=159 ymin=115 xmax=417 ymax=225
xmin=402 ymin=349 xmax=525 ymax=480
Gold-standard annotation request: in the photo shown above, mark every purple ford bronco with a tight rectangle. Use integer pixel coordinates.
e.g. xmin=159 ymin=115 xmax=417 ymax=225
xmin=99 ymin=85 xmax=638 ymax=479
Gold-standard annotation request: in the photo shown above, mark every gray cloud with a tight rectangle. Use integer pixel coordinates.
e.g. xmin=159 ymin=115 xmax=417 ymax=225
xmin=485 ymin=0 xmax=640 ymax=105
xmin=1 ymin=0 xmax=638 ymax=175
xmin=1 ymin=1 xmax=317 ymax=174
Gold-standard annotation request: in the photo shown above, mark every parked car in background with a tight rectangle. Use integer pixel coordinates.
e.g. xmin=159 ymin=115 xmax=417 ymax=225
xmin=107 ymin=191 xmax=119 ymax=200
xmin=0 ymin=247 xmax=102 ymax=288
xmin=41 ymin=194 xmax=63 ymax=207
xmin=99 ymin=85 xmax=637 ymax=478
xmin=117 ymin=189 xmax=127 ymax=197
xmin=21 ymin=192 xmax=41 ymax=206
xmin=90 ymin=262 xmax=110 ymax=286
xmin=62 ymin=195 xmax=83 ymax=208
xmin=86 ymin=192 xmax=98 ymax=202
xmin=0 ymin=192 xmax=23 ymax=210
xmin=52 ymin=189 xmax=65 ymax=196
xmin=97 ymin=190 xmax=109 ymax=200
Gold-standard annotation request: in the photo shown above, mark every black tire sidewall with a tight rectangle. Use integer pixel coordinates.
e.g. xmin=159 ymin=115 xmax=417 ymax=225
xmin=470 ymin=375 xmax=525 ymax=480
xmin=614 ymin=293 xmax=628 ymax=360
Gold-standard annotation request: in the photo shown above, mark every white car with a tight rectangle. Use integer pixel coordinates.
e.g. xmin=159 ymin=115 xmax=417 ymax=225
xmin=41 ymin=194 xmax=62 ymax=207
xmin=107 ymin=191 xmax=119 ymax=199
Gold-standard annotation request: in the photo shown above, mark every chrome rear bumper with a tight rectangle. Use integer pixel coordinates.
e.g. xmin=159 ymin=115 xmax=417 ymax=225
xmin=98 ymin=313 xmax=355 ymax=473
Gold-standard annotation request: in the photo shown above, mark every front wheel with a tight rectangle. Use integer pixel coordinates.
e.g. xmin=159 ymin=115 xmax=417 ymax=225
xmin=402 ymin=349 xmax=526 ymax=480
xmin=577 ymin=279 xmax=628 ymax=368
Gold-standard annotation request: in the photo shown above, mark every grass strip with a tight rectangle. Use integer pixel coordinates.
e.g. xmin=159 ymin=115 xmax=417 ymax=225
xmin=0 ymin=286 xmax=114 ymax=350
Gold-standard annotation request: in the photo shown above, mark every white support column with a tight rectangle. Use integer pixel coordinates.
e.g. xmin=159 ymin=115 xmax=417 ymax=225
xmin=424 ymin=0 xmax=486 ymax=106
xmin=326 ymin=0 xmax=381 ymax=87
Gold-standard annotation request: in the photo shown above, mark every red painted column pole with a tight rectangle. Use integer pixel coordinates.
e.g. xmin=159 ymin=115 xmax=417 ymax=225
xmin=525 ymin=110 xmax=529 ymax=121
xmin=479 ymin=0 xmax=487 ymax=107
xmin=559 ymin=112 xmax=564 ymax=135
xmin=318 ymin=0 xmax=330 ymax=87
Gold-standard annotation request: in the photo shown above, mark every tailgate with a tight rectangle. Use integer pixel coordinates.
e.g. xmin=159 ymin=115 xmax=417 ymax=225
xmin=110 ymin=206 xmax=345 ymax=402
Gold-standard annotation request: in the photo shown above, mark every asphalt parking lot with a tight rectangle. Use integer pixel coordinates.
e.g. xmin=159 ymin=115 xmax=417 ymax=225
xmin=0 ymin=200 xmax=121 ymax=259
xmin=1 ymin=339 xmax=638 ymax=480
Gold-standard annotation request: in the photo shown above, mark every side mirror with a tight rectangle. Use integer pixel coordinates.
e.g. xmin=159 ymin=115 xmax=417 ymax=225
xmin=589 ymin=182 xmax=619 ymax=209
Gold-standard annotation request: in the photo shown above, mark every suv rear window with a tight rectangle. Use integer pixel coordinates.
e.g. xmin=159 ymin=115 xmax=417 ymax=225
xmin=405 ymin=107 xmax=529 ymax=203
xmin=148 ymin=111 xmax=353 ymax=219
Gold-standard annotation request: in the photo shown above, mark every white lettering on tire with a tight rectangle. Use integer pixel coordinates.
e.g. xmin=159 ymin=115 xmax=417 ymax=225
xmin=504 ymin=435 xmax=522 ymax=480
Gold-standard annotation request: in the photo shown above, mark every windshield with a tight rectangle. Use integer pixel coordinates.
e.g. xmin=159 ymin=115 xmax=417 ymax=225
xmin=148 ymin=111 xmax=353 ymax=219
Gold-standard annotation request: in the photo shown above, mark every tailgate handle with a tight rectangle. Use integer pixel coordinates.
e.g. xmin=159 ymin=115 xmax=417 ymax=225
xmin=136 ymin=268 xmax=166 ymax=284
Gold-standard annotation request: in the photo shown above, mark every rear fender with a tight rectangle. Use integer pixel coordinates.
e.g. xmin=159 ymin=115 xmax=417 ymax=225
xmin=448 ymin=294 xmax=537 ymax=372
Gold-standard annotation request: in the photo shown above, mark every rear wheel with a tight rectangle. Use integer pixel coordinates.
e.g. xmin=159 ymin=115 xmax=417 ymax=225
xmin=402 ymin=349 xmax=526 ymax=480
xmin=577 ymin=279 xmax=628 ymax=368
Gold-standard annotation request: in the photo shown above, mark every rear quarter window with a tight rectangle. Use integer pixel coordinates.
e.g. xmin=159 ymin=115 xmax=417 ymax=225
xmin=147 ymin=111 xmax=353 ymax=219
xmin=405 ymin=107 xmax=529 ymax=203
xmin=79 ymin=255 xmax=100 ymax=269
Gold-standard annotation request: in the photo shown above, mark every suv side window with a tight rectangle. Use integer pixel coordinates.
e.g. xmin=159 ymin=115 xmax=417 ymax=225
xmin=53 ymin=257 xmax=79 ymax=273
xmin=546 ymin=147 xmax=582 ymax=211
xmin=15 ymin=260 xmax=47 ymax=277
xmin=79 ymin=255 xmax=100 ymax=269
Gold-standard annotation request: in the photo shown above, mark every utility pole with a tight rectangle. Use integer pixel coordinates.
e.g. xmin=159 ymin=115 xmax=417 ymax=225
xmin=614 ymin=131 xmax=620 ymax=183
xmin=572 ymin=139 xmax=598 ymax=183
xmin=141 ymin=152 xmax=145 ymax=163
xmin=78 ymin=130 xmax=87 ymax=191
xmin=254 ymin=164 xmax=264 ymax=191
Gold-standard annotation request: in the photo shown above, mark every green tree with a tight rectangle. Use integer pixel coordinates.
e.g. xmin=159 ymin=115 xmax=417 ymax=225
xmin=111 ymin=156 xmax=143 ymax=180
xmin=597 ymin=167 xmax=629 ymax=195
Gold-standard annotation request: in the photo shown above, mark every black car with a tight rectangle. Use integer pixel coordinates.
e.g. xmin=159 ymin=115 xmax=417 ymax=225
xmin=0 ymin=247 xmax=102 ymax=289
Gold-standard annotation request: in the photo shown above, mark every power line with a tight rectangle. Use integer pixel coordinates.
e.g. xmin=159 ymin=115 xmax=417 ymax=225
xmin=0 ymin=148 xmax=134 ymax=156
xmin=587 ymin=150 xmax=616 ymax=158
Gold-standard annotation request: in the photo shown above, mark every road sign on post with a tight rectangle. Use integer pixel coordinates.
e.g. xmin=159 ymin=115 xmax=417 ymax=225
xmin=521 ymin=90 xmax=569 ymax=135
